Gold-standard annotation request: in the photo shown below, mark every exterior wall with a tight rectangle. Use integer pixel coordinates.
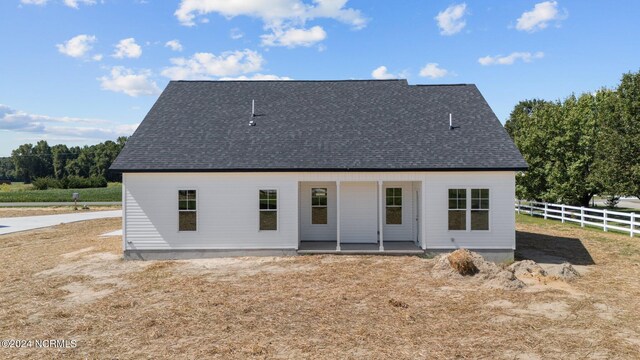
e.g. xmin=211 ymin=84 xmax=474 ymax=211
xmin=422 ymin=172 xmax=516 ymax=251
xmin=123 ymin=171 xmax=516 ymax=253
xmin=339 ymin=182 xmax=378 ymax=243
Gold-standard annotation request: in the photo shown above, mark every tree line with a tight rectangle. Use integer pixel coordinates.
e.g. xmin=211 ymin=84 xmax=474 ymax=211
xmin=0 ymin=137 xmax=127 ymax=185
xmin=505 ymin=70 xmax=640 ymax=207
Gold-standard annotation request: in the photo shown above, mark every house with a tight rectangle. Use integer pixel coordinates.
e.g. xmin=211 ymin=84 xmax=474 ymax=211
xmin=110 ymin=79 xmax=527 ymax=261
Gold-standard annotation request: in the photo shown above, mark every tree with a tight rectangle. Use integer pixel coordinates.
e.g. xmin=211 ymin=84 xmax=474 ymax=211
xmin=597 ymin=71 xmax=640 ymax=199
xmin=0 ymin=157 xmax=16 ymax=180
xmin=32 ymin=140 xmax=53 ymax=179
xmin=506 ymin=95 xmax=601 ymax=207
xmin=11 ymin=143 xmax=35 ymax=183
xmin=51 ymin=144 xmax=70 ymax=179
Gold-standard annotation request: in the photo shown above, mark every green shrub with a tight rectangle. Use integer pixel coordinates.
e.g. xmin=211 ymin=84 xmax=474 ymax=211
xmin=32 ymin=177 xmax=61 ymax=190
xmin=89 ymin=175 xmax=108 ymax=188
xmin=64 ymin=175 xmax=108 ymax=189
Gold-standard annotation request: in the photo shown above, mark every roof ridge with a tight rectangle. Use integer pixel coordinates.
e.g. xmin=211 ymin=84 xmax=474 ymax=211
xmin=172 ymin=79 xmax=408 ymax=83
xmin=412 ymin=84 xmax=471 ymax=87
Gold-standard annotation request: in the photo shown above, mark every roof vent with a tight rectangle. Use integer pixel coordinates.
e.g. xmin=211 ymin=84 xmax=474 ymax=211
xmin=251 ymin=99 xmax=256 ymax=117
xmin=449 ymin=113 xmax=460 ymax=130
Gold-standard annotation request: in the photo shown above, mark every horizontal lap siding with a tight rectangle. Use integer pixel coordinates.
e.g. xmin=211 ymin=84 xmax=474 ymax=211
xmin=124 ymin=173 xmax=298 ymax=250
xmin=123 ymin=171 xmax=516 ymax=251
xmin=423 ymin=172 xmax=515 ymax=250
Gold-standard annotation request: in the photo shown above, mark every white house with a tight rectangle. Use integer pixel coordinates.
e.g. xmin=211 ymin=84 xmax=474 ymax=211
xmin=110 ymin=80 xmax=527 ymax=261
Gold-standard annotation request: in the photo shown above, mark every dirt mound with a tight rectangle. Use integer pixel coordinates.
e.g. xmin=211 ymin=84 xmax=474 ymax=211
xmin=432 ymin=249 xmax=525 ymax=290
xmin=546 ymin=262 xmax=581 ymax=281
xmin=447 ymin=249 xmax=479 ymax=276
xmin=508 ymin=260 xmax=547 ymax=277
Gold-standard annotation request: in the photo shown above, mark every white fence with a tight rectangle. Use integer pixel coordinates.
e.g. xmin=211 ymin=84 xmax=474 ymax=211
xmin=515 ymin=200 xmax=639 ymax=238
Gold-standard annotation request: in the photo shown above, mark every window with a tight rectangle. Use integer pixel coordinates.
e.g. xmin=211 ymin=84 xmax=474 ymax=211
xmin=311 ymin=188 xmax=327 ymax=224
xmin=178 ymin=190 xmax=197 ymax=231
xmin=471 ymin=189 xmax=490 ymax=230
xmin=259 ymin=190 xmax=277 ymax=230
xmin=448 ymin=189 xmax=466 ymax=230
xmin=386 ymin=188 xmax=402 ymax=225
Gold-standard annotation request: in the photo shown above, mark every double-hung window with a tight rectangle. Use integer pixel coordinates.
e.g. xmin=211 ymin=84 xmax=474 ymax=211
xmin=386 ymin=188 xmax=402 ymax=225
xmin=259 ymin=190 xmax=277 ymax=230
xmin=448 ymin=188 xmax=490 ymax=231
xmin=178 ymin=190 xmax=197 ymax=231
xmin=311 ymin=188 xmax=328 ymax=225
xmin=448 ymin=189 xmax=466 ymax=230
xmin=471 ymin=189 xmax=490 ymax=230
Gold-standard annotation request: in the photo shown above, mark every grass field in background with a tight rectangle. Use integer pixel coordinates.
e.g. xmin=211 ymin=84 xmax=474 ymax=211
xmin=0 ymin=182 xmax=121 ymax=202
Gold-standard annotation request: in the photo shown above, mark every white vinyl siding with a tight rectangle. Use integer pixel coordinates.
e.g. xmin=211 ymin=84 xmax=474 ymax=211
xmin=123 ymin=171 xmax=515 ymax=252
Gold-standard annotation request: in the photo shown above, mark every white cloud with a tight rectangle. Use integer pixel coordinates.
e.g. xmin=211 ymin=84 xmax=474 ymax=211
xmin=174 ymin=0 xmax=367 ymax=28
xmin=0 ymin=104 xmax=137 ymax=140
xmin=435 ymin=3 xmax=468 ymax=36
xmin=218 ymin=74 xmax=292 ymax=80
xmin=165 ymin=39 xmax=183 ymax=52
xmin=20 ymin=0 xmax=48 ymax=5
xmin=63 ymin=0 xmax=96 ymax=9
xmin=161 ymin=49 xmax=265 ymax=80
xmin=516 ymin=1 xmax=566 ymax=32
xmin=112 ymin=38 xmax=142 ymax=59
xmin=230 ymin=27 xmax=244 ymax=40
xmin=371 ymin=66 xmax=397 ymax=80
xmin=478 ymin=51 xmax=544 ymax=66
xmin=419 ymin=63 xmax=450 ymax=78
xmin=261 ymin=26 xmax=326 ymax=47
xmin=92 ymin=54 xmax=103 ymax=61
xmin=98 ymin=67 xmax=161 ymax=97
xmin=56 ymin=34 xmax=97 ymax=58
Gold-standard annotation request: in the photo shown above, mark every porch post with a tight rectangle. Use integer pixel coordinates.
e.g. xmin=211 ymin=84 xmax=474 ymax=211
xmin=336 ymin=180 xmax=341 ymax=251
xmin=378 ymin=180 xmax=384 ymax=251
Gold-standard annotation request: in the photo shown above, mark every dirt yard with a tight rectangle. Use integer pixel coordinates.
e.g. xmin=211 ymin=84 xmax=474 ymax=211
xmin=0 ymin=206 xmax=121 ymax=218
xmin=1 ymin=215 xmax=639 ymax=359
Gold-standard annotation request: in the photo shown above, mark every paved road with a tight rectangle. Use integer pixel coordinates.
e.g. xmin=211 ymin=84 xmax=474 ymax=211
xmin=593 ymin=197 xmax=640 ymax=210
xmin=0 ymin=202 xmax=121 ymax=207
xmin=0 ymin=210 xmax=122 ymax=235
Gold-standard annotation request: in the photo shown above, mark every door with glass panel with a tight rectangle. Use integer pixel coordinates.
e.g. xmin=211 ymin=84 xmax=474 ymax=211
xmin=299 ymin=182 xmax=337 ymax=241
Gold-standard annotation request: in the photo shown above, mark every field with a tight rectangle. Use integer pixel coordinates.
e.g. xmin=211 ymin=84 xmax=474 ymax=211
xmin=0 ymin=182 xmax=121 ymax=202
xmin=1 ymin=215 xmax=639 ymax=359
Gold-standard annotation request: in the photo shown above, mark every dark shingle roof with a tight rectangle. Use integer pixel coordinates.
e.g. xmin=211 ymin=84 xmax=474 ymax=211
xmin=110 ymin=80 xmax=527 ymax=172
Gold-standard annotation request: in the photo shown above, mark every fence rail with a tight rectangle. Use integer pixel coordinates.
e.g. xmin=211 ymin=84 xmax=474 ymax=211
xmin=515 ymin=200 xmax=639 ymax=238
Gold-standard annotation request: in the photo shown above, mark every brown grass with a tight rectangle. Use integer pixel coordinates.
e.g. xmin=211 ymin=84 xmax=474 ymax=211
xmin=1 ymin=217 xmax=640 ymax=359
xmin=0 ymin=206 xmax=121 ymax=218
xmin=447 ymin=248 xmax=479 ymax=275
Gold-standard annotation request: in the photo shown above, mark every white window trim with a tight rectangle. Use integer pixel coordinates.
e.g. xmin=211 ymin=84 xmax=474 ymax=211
xmin=310 ymin=187 xmax=328 ymax=226
xmin=258 ymin=188 xmax=279 ymax=232
xmin=384 ymin=186 xmax=403 ymax=226
xmin=177 ymin=187 xmax=199 ymax=233
xmin=447 ymin=187 xmax=492 ymax=233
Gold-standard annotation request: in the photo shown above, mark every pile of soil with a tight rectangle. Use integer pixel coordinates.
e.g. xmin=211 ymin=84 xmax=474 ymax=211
xmin=545 ymin=262 xmax=581 ymax=281
xmin=432 ymin=249 xmax=525 ymax=291
xmin=432 ymin=249 xmax=582 ymax=290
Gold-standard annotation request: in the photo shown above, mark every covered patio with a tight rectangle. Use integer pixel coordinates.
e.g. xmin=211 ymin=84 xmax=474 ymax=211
xmin=298 ymin=180 xmax=422 ymax=254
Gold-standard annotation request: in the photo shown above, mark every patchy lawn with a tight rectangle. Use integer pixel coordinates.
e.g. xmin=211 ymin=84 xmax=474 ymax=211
xmin=1 ymin=216 xmax=640 ymax=359
xmin=0 ymin=206 xmax=121 ymax=218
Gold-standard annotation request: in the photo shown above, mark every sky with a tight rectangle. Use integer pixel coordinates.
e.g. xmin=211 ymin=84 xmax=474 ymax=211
xmin=0 ymin=0 xmax=639 ymax=156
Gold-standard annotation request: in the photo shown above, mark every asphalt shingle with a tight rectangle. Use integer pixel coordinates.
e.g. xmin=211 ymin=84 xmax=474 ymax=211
xmin=110 ymin=79 xmax=527 ymax=172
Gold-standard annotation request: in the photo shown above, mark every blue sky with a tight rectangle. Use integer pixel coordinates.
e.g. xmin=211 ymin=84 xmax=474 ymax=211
xmin=0 ymin=0 xmax=638 ymax=156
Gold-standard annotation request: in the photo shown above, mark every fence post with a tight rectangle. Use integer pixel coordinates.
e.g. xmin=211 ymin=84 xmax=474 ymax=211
xmin=603 ymin=209 xmax=608 ymax=232
xmin=561 ymin=205 xmax=565 ymax=223
xmin=517 ymin=200 xmax=521 ymax=214
xmin=529 ymin=202 xmax=533 ymax=216
xmin=580 ymin=207 xmax=585 ymax=227
xmin=544 ymin=203 xmax=548 ymax=220
xmin=631 ymin=213 xmax=635 ymax=238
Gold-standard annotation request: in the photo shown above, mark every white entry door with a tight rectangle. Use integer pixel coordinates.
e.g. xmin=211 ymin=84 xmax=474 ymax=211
xmin=299 ymin=182 xmax=337 ymax=241
xmin=383 ymin=183 xmax=414 ymax=241
xmin=340 ymin=182 xmax=378 ymax=243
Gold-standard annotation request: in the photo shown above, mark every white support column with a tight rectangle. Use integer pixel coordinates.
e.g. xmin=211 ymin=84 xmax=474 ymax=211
xmin=378 ymin=180 xmax=384 ymax=252
xmin=603 ymin=209 xmax=608 ymax=232
xmin=580 ymin=207 xmax=585 ymax=227
xmin=336 ymin=180 xmax=341 ymax=251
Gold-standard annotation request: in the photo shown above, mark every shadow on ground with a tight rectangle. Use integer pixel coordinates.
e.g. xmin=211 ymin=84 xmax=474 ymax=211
xmin=515 ymin=230 xmax=595 ymax=266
